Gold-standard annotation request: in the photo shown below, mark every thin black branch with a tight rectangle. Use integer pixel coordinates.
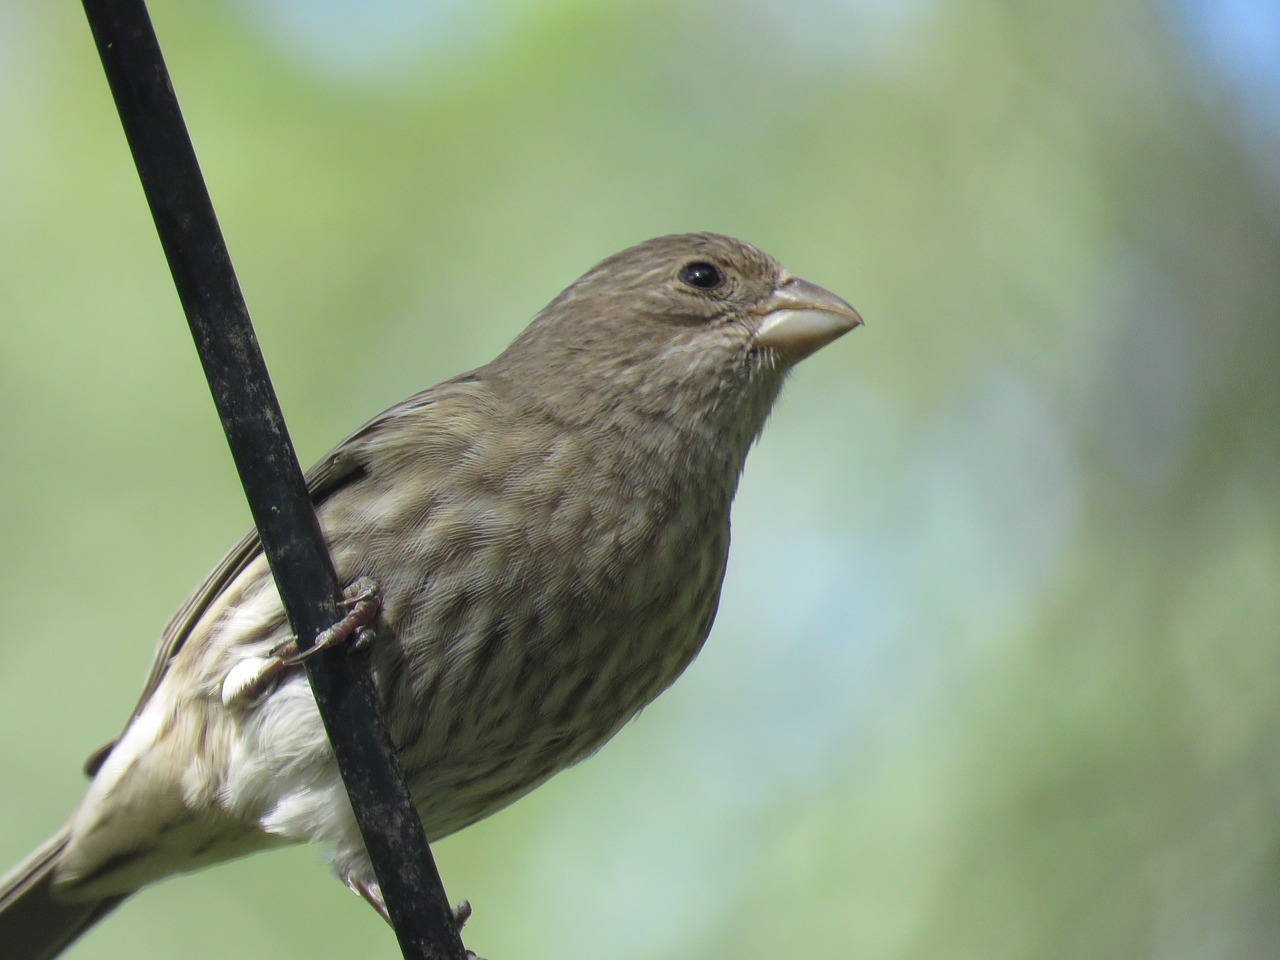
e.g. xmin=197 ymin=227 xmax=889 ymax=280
xmin=78 ymin=2 xmax=465 ymax=957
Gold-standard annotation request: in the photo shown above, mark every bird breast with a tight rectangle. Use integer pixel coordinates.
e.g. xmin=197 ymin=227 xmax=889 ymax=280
xmin=325 ymin=414 xmax=734 ymax=837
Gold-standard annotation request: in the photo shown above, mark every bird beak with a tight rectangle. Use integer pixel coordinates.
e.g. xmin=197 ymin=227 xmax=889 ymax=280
xmin=752 ymin=276 xmax=863 ymax=363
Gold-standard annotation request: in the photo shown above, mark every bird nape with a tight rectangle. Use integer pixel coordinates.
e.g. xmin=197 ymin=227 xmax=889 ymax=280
xmin=0 ymin=233 xmax=862 ymax=960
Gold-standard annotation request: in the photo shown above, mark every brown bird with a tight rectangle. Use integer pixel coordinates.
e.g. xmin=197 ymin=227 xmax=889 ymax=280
xmin=0 ymin=233 xmax=861 ymax=959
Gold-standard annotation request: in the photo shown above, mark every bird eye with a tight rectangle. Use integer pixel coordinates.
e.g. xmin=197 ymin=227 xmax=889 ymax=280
xmin=679 ymin=261 xmax=725 ymax=290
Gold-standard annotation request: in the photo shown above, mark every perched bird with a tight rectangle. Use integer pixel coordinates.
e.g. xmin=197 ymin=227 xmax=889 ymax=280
xmin=0 ymin=233 xmax=861 ymax=959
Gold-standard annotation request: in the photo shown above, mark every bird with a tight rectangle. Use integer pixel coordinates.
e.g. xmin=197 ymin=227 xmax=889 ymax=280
xmin=0 ymin=232 xmax=861 ymax=959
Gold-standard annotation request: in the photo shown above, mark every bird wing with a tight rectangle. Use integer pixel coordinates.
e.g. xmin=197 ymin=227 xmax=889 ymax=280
xmin=82 ymin=383 xmax=461 ymax=777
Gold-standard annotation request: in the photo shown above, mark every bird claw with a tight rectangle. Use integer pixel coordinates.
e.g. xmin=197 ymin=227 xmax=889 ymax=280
xmin=453 ymin=899 xmax=472 ymax=930
xmin=453 ymin=900 xmax=488 ymax=960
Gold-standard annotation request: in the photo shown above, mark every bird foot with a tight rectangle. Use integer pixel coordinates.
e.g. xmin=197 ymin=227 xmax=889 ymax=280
xmin=222 ymin=577 xmax=381 ymax=705
xmin=343 ymin=874 xmax=482 ymax=957
xmin=279 ymin=576 xmax=382 ymax=666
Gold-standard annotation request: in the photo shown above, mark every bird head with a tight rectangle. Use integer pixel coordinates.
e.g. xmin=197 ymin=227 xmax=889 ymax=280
xmin=494 ymin=233 xmax=862 ymax=450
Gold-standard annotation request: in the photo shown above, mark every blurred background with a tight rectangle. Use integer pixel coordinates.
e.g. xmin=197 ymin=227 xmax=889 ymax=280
xmin=2 ymin=0 xmax=1278 ymax=957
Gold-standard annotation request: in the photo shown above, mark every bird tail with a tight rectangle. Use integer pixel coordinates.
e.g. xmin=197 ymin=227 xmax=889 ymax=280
xmin=0 ymin=828 xmax=125 ymax=960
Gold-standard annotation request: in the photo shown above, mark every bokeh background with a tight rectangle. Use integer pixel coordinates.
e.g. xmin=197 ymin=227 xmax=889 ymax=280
xmin=2 ymin=0 xmax=1279 ymax=958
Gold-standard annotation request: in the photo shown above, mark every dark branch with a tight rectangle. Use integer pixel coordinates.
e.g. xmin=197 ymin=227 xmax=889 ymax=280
xmin=79 ymin=2 xmax=465 ymax=957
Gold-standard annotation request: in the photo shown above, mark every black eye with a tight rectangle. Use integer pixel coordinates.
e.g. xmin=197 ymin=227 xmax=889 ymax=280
xmin=679 ymin=261 xmax=724 ymax=290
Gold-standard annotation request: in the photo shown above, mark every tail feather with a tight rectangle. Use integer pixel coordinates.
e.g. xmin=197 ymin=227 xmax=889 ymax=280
xmin=0 ymin=829 xmax=125 ymax=960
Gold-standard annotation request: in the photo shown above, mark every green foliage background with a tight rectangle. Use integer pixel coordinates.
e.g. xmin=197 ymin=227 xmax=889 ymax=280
xmin=2 ymin=1 xmax=1278 ymax=957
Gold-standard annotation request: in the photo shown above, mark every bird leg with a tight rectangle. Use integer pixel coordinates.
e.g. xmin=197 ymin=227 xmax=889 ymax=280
xmin=343 ymin=869 xmax=391 ymax=923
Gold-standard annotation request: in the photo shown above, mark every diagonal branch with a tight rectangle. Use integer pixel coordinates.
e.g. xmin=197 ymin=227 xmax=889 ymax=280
xmin=79 ymin=2 xmax=466 ymax=957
